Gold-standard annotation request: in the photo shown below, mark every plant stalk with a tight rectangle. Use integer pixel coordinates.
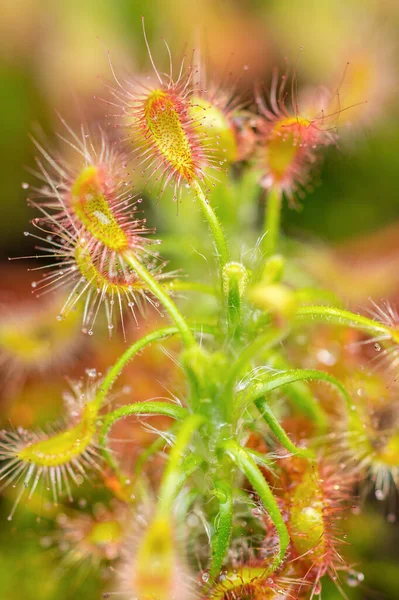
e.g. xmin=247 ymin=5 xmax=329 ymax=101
xmin=262 ymin=186 xmax=282 ymax=256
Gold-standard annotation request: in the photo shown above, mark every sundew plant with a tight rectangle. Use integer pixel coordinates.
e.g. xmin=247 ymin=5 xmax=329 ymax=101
xmin=1 ymin=19 xmax=399 ymax=600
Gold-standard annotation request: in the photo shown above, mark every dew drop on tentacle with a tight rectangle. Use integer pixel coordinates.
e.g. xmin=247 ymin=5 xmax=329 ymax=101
xmin=21 ymin=123 xmax=173 ymax=334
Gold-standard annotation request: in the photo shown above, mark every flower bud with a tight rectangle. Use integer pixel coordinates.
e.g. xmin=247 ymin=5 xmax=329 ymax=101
xmin=261 ymin=254 xmax=285 ymax=284
xmin=248 ymin=283 xmax=297 ymax=324
xmin=222 ymin=261 xmax=248 ymax=299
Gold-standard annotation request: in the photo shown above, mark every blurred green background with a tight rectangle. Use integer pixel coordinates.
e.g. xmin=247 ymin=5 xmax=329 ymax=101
xmin=1 ymin=1 xmax=399 ymax=599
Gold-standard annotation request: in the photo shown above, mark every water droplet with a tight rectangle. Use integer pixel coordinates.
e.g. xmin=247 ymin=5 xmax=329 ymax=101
xmin=21 ymin=182 xmax=29 ymax=189
xmin=374 ymin=343 xmax=381 ymax=352
xmin=375 ymin=489 xmax=385 ymax=501
xmin=201 ymin=572 xmax=209 ymax=583
xmin=252 ymin=507 xmax=262 ymax=517
xmin=346 ymin=570 xmax=364 ymax=587
xmin=85 ymin=368 xmax=97 ymax=378
xmin=56 ymin=315 xmax=62 ymax=321
xmin=316 ymin=348 xmax=337 ymax=366
xmin=88 ymin=330 xmax=94 ymax=336
xmin=31 ymin=281 xmax=37 ymax=288
xmin=23 ymin=231 xmax=30 ymax=237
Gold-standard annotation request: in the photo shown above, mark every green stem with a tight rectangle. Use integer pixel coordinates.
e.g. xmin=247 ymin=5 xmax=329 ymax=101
xmin=177 ymin=454 xmax=204 ymax=486
xmin=223 ymin=440 xmax=289 ymax=571
xmin=209 ymin=480 xmax=234 ymax=581
xmin=190 ymin=180 xmax=230 ymax=268
xmin=222 ymin=262 xmax=248 ymax=340
xmin=268 ymin=353 xmax=328 ymax=432
xmin=133 ymin=424 xmax=177 ymax=478
xmin=295 ymin=305 xmax=394 ymax=338
xmin=123 ymin=250 xmax=196 ymax=348
xmin=94 ymin=323 xmax=216 ymax=411
xmin=245 ymin=368 xmax=352 ymax=412
xmin=157 ymin=414 xmax=205 ymax=516
xmin=262 ymin=186 xmax=282 ymax=256
xmin=224 ymin=327 xmax=290 ymax=402
xmin=94 ymin=326 xmax=179 ymax=411
xmin=227 ymin=277 xmax=241 ymax=338
xmin=254 ymin=397 xmax=314 ymax=458
xmin=99 ymin=401 xmax=189 ymax=474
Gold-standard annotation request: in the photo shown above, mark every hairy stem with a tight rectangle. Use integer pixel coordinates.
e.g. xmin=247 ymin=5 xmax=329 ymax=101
xmin=268 ymin=353 xmax=328 ymax=432
xmin=94 ymin=326 xmax=179 ymax=410
xmin=123 ymin=250 xmax=196 ymax=348
xmin=223 ymin=440 xmax=289 ymax=571
xmin=94 ymin=323 xmax=216 ymax=411
xmin=245 ymin=368 xmax=352 ymax=412
xmin=223 ymin=262 xmax=248 ymax=341
xmin=209 ymin=480 xmax=234 ymax=581
xmin=190 ymin=179 xmax=230 ymax=269
xmin=157 ymin=414 xmax=205 ymax=516
xmin=99 ymin=401 xmax=189 ymax=474
xmin=295 ymin=305 xmax=395 ymax=338
xmin=262 ymin=186 xmax=282 ymax=256
xmin=254 ymin=397 xmax=315 ymax=458
xmin=133 ymin=424 xmax=177 ymax=478
xmin=224 ymin=327 xmax=290 ymax=403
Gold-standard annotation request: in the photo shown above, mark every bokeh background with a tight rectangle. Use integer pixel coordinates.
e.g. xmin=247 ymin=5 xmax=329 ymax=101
xmin=1 ymin=0 xmax=399 ymax=598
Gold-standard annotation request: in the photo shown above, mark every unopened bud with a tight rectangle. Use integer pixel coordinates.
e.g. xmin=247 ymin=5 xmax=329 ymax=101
xmin=261 ymin=254 xmax=285 ymax=284
xmin=248 ymin=283 xmax=297 ymax=323
xmin=222 ymin=261 xmax=248 ymax=299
